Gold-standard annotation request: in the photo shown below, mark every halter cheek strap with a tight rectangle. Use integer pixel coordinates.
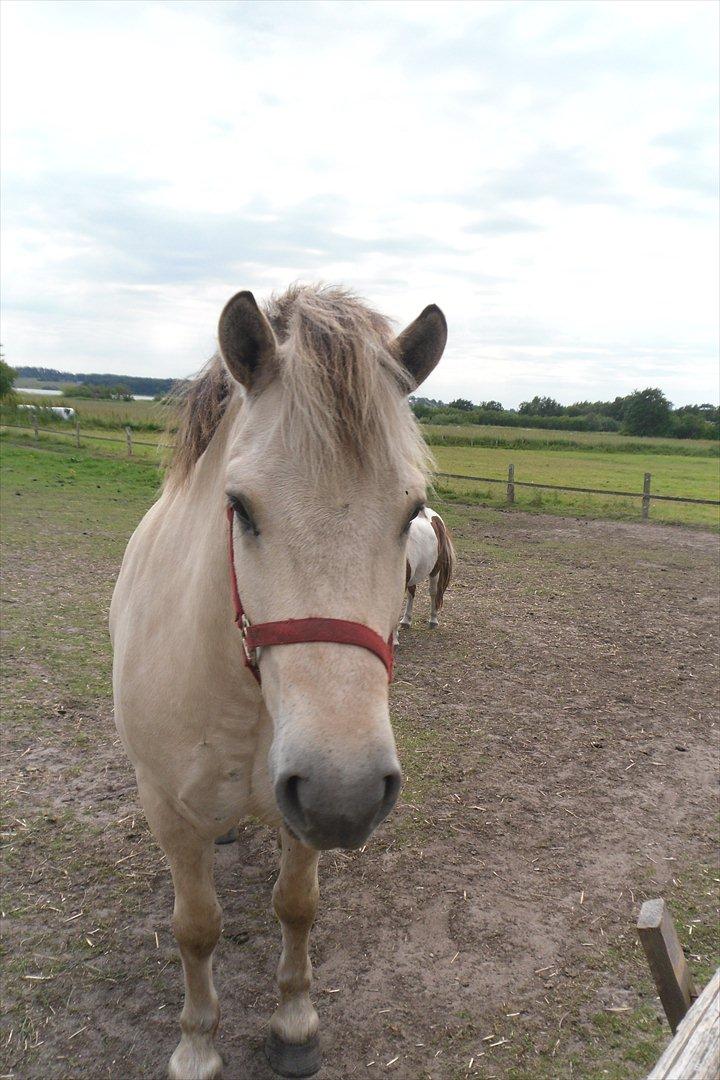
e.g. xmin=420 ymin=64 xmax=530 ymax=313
xmin=226 ymin=506 xmax=394 ymax=684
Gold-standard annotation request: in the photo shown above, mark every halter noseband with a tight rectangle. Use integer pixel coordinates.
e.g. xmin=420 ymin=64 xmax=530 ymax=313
xmin=226 ymin=505 xmax=394 ymax=684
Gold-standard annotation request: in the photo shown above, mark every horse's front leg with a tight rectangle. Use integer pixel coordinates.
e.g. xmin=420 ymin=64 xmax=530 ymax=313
xmin=266 ymin=826 xmax=322 ymax=1078
xmin=141 ymin=784 xmax=223 ymax=1080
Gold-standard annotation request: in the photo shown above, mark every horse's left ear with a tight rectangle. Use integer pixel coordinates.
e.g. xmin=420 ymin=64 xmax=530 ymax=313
xmin=218 ymin=290 xmax=278 ymax=391
xmin=392 ymin=305 xmax=447 ymax=390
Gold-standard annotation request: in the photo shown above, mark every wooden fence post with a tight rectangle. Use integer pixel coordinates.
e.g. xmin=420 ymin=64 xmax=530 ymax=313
xmin=507 ymin=463 xmax=515 ymax=505
xmin=75 ymin=420 xmax=81 ymax=448
xmin=642 ymin=472 xmax=652 ymax=520
xmin=637 ymin=898 xmax=697 ymax=1033
xmin=125 ymin=426 xmax=133 ymax=457
xmin=32 ymin=415 xmax=39 ymax=443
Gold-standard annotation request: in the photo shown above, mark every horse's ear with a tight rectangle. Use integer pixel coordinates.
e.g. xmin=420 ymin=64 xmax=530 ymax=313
xmin=218 ymin=291 xmax=278 ymax=391
xmin=392 ymin=305 xmax=447 ymax=391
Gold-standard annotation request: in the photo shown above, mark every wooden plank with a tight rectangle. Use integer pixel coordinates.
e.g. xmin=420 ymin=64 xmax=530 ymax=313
xmin=638 ymin=898 xmax=697 ymax=1032
xmin=647 ymin=967 xmax=720 ymax=1079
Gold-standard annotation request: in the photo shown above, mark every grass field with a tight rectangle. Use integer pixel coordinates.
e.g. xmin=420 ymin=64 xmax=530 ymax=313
xmin=3 ymin=414 xmax=718 ymax=530
xmin=422 ymin=423 xmax=719 ymax=456
xmin=433 ymin=445 xmax=720 ymax=530
xmin=6 ymin=398 xmax=720 ymax=455
xmin=1 ymin=441 xmax=718 ymax=1080
xmin=9 ymin=395 xmax=168 ymax=431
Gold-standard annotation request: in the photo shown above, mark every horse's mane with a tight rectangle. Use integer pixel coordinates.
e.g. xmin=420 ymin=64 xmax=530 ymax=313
xmin=166 ymin=284 xmax=432 ymax=486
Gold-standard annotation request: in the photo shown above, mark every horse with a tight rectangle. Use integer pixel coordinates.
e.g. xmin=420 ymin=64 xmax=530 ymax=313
xmin=395 ymin=507 xmax=455 ymax=642
xmin=110 ymin=285 xmax=447 ymax=1079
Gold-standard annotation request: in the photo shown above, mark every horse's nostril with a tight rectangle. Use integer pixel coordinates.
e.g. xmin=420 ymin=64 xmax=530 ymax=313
xmin=284 ymin=775 xmax=301 ymax=808
xmin=382 ymin=770 xmax=402 ymax=812
xmin=277 ymin=774 xmax=307 ymax=829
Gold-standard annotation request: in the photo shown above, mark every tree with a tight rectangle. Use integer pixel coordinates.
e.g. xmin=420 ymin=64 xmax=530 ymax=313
xmin=448 ymin=398 xmax=474 ymax=411
xmin=0 ymin=356 xmax=17 ymax=401
xmin=480 ymin=400 xmax=504 ymax=412
xmin=622 ymin=388 xmax=672 ymax=436
xmin=518 ymin=395 xmax=565 ymax=417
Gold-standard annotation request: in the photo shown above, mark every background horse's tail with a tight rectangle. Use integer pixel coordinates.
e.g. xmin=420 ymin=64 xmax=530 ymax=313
xmin=429 ymin=513 xmax=456 ymax=611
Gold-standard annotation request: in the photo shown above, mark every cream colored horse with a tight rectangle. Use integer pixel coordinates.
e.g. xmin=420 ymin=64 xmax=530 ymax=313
xmin=110 ymin=285 xmax=446 ymax=1079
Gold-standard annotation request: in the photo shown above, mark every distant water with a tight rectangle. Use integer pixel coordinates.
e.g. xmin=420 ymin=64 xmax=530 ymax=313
xmin=17 ymin=387 xmax=63 ymax=397
xmin=17 ymin=387 xmax=155 ymax=402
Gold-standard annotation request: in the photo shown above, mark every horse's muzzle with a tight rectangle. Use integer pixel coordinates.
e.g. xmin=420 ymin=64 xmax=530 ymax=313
xmin=275 ymin=763 xmax=402 ymax=850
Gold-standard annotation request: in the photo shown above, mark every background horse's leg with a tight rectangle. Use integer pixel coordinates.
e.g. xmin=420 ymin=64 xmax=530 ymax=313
xmin=399 ymin=584 xmax=416 ymax=629
xmin=428 ymin=574 xmax=440 ymax=628
xmin=140 ymin=784 xmax=224 ymax=1080
xmin=266 ymin=826 xmax=322 ymax=1078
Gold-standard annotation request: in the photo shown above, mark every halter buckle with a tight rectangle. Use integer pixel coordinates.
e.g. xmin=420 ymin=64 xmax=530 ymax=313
xmin=240 ymin=614 xmax=258 ymax=667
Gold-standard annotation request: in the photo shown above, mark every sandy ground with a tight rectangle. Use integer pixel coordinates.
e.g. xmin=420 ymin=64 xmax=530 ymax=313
xmin=2 ymin=506 xmax=718 ymax=1079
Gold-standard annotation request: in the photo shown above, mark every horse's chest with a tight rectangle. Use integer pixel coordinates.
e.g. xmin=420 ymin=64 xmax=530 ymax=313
xmin=176 ymin=740 xmax=254 ymax=825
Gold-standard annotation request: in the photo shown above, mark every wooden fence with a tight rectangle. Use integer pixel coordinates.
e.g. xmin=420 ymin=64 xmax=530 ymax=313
xmin=2 ymin=421 xmax=719 ymax=521
xmin=1 ymin=420 xmax=168 ymax=455
xmin=436 ymin=467 xmax=719 ymax=519
xmin=637 ymin=899 xmax=719 ymax=1078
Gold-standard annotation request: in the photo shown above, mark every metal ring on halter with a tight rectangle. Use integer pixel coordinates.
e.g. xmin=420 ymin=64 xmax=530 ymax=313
xmin=240 ymin=614 xmax=258 ymax=667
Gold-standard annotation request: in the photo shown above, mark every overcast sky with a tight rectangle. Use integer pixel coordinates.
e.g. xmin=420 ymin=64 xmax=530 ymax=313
xmin=2 ymin=0 xmax=718 ymax=407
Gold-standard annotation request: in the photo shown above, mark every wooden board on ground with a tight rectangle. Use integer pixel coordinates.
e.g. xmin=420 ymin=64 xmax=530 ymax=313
xmin=647 ymin=967 xmax=720 ymax=1080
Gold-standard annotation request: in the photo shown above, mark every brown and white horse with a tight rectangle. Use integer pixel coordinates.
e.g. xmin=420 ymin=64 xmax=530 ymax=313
xmin=396 ymin=507 xmax=455 ymax=641
xmin=110 ymin=286 xmax=447 ymax=1079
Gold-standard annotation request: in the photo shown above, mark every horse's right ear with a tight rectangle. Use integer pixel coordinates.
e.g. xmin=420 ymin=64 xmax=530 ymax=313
xmin=218 ymin=291 xmax=278 ymax=391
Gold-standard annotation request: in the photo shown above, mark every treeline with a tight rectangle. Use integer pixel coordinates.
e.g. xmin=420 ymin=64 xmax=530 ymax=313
xmin=15 ymin=367 xmax=177 ymax=398
xmin=411 ymin=388 xmax=719 ymax=440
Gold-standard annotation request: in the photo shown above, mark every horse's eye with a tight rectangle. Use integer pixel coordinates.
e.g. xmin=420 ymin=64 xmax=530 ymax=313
xmin=230 ymin=497 xmax=259 ymax=537
xmin=402 ymin=503 xmax=425 ymax=535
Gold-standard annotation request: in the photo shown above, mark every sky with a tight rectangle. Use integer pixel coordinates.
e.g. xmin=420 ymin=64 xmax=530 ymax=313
xmin=1 ymin=0 xmax=718 ymax=408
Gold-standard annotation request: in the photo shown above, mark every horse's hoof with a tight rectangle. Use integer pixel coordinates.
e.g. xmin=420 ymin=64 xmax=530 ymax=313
xmin=265 ymin=1031 xmax=321 ymax=1078
xmin=168 ymin=1040 xmax=223 ymax=1079
xmin=428 ymin=620 xmax=438 ymax=629
xmin=214 ymin=827 xmax=238 ymax=845
xmin=399 ymin=621 xmax=411 ymax=630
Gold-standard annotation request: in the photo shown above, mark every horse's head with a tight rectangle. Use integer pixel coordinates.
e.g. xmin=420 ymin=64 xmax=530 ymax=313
xmin=219 ymin=287 xmax=446 ymax=849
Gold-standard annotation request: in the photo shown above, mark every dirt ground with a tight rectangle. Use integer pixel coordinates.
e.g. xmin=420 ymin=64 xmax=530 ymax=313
xmin=2 ymin=492 xmax=719 ymax=1080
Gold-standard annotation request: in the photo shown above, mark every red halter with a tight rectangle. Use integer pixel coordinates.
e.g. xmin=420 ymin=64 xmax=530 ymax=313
xmin=226 ymin=505 xmax=394 ymax=685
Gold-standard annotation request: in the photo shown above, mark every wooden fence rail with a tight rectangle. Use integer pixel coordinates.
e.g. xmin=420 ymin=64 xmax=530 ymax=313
xmin=637 ymin=899 xmax=719 ymax=1079
xmin=2 ymin=422 xmax=719 ymax=519
xmin=1 ymin=421 xmax=170 ymax=450
xmin=436 ymin=468 xmax=720 ymax=512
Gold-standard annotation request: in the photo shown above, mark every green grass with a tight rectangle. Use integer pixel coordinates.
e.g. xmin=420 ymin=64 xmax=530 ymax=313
xmin=5 ymin=410 xmax=720 ymax=529
xmin=1 ymin=422 xmax=169 ymax=464
xmin=7 ymin=395 xmax=169 ymax=431
xmin=6 ymin=398 xmax=719 ymax=455
xmin=432 ymin=444 xmax=720 ymax=530
xmin=1 ymin=444 xmax=162 ymax=710
xmin=423 ymin=423 xmax=719 ymax=456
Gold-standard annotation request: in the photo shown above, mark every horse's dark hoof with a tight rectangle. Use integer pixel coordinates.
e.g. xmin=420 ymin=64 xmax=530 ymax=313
xmin=265 ymin=1031 xmax=321 ymax=1077
xmin=214 ymin=827 xmax=238 ymax=845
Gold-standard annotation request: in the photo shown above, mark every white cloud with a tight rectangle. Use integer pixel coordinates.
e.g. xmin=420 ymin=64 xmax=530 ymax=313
xmin=1 ymin=0 xmax=717 ymax=406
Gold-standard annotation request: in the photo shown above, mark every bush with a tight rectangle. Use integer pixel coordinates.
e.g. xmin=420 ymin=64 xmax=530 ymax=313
xmin=0 ymin=358 xmax=16 ymax=402
xmin=671 ymin=413 xmax=717 ymax=440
